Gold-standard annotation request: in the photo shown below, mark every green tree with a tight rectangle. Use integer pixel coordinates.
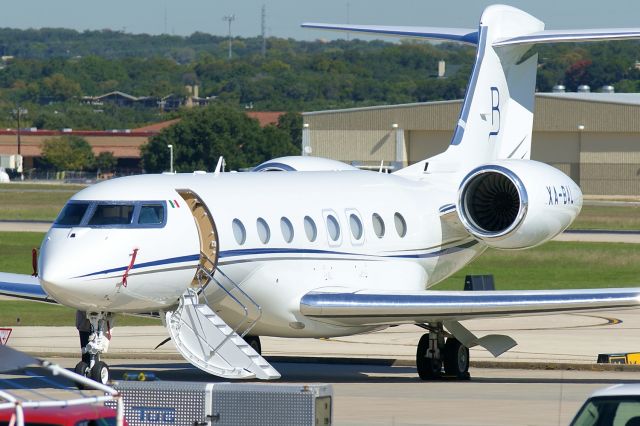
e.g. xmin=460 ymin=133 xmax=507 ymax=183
xmin=94 ymin=151 xmax=117 ymax=173
xmin=40 ymin=135 xmax=94 ymax=171
xmin=140 ymin=104 xmax=297 ymax=173
xmin=276 ymin=112 xmax=303 ymax=148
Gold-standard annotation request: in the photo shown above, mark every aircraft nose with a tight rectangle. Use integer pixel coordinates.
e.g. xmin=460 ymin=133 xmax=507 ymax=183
xmin=38 ymin=228 xmax=97 ymax=309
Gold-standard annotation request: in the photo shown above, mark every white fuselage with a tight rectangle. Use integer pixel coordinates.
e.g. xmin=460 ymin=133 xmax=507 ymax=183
xmin=39 ymin=170 xmax=487 ymax=337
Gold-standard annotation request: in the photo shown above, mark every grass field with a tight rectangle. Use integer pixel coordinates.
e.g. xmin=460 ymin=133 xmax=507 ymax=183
xmin=571 ymin=204 xmax=640 ymax=230
xmin=434 ymin=241 xmax=640 ymax=290
xmin=0 ymin=183 xmax=84 ymax=221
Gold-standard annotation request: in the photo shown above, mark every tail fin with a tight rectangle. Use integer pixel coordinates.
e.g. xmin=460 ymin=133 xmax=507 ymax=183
xmin=426 ymin=5 xmax=544 ymax=172
xmin=303 ymin=5 xmax=640 ymax=175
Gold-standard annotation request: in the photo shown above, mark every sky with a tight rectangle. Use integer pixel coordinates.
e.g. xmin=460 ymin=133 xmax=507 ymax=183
xmin=3 ymin=0 xmax=640 ymax=40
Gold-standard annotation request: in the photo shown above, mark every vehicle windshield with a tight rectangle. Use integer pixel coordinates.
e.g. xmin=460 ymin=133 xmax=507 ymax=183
xmin=88 ymin=204 xmax=134 ymax=226
xmin=571 ymin=396 xmax=640 ymax=426
xmin=55 ymin=202 xmax=90 ymax=226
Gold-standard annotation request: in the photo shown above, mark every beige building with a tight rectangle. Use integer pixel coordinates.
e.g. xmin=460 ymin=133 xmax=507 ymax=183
xmin=303 ymin=93 xmax=640 ymax=195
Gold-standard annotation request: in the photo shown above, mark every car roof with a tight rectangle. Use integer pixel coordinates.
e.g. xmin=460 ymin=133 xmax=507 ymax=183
xmin=0 ymin=405 xmax=117 ymax=422
xmin=590 ymin=384 xmax=640 ymax=398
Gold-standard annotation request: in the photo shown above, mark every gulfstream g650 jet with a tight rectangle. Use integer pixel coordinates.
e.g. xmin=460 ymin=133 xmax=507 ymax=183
xmin=2 ymin=5 xmax=640 ymax=384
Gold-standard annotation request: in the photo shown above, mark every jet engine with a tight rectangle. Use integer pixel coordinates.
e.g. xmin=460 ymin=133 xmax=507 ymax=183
xmin=457 ymin=159 xmax=582 ymax=249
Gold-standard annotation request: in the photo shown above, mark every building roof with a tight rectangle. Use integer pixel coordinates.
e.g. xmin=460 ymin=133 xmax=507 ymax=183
xmin=246 ymin=111 xmax=284 ymax=127
xmin=133 ymin=118 xmax=181 ymax=132
xmin=303 ymin=93 xmax=640 ymax=133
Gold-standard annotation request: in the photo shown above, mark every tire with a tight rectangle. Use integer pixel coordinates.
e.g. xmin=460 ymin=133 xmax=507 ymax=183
xmin=73 ymin=361 xmax=90 ymax=389
xmin=89 ymin=361 xmax=110 ymax=385
xmin=443 ymin=338 xmax=470 ymax=379
xmin=416 ymin=333 xmax=442 ymax=380
xmin=244 ymin=336 xmax=262 ymax=355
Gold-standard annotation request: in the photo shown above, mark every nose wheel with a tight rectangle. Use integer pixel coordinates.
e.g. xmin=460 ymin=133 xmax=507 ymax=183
xmin=74 ymin=312 xmax=113 ymax=388
xmin=416 ymin=324 xmax=470 ymax=380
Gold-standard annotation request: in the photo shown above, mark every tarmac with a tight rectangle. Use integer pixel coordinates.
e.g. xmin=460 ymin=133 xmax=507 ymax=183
xmin=3 ymin=310 xmax=640 ymax=425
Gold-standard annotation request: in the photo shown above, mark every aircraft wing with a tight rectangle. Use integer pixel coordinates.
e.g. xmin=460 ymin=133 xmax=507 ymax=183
xmin=300 ymin=288 xmax=640 ymax=327
xmin=0 ymin=272 xmax=55 ymax=303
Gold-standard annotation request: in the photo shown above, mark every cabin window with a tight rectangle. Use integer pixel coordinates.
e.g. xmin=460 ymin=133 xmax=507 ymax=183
xmin=55 ymin=202 xmax=90 ymax=226
xmin=232 ymin=219 xmax=246 ymax=245
xmin=88 ymin=204 xmax=134 ymax=226
xmin=257 ymin=217 xmax=271 ymax=244
xmin=280 ymin=217 xmax=294 ymax=243
xmin=394 ymin=212 xmax=407 ymax=237
xmin=326 ymin=214 xmax=340 ymax=241
xmin=372 ymin=213 xmax=385 ymax=238
xmin=138 ymin=204 xmax=165 ymax=225
xmin=349 ymin=213 xmax=363 ymax=240
xmin=304 ymin=216 xmax=317 ymax=242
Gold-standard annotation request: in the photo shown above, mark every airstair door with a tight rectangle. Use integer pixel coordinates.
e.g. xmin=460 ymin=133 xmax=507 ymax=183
xmin=177 ymin=190 xmax=218 ymax=286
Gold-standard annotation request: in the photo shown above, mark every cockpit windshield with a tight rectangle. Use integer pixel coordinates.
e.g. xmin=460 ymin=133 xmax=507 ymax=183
xmin=53 ymin=201 xmax=167 ymax=228
xmin=88 ymin=204 xmax=134 ymax=226
xmin=55 ymin=202 xmax=90 ymax=226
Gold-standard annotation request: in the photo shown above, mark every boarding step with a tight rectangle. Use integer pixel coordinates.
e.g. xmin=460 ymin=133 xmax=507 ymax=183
xmin=166 ymin=289 xmax=280 ymax=380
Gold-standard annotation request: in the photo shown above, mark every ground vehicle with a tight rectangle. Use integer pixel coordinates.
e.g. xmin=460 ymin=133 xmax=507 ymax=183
xmin=570 ymin=384 xmax=640 ymax=426
xmin=0 ymin=405 xmax=126 ymax=426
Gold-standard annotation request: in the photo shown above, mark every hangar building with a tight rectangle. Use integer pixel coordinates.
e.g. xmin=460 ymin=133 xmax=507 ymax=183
xmin=302 ymin=93 xmax=640 ymax=195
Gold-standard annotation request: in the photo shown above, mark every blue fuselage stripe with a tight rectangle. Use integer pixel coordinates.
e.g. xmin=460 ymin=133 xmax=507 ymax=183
xmin=73 ymin=241 xmax=479 ymax=278
xmin=77 ymin=254 xmax=201 ymax=277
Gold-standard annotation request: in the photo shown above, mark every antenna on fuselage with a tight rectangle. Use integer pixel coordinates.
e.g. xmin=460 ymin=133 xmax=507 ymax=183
xmin=214 ymin=156 xmax=226 ymax=176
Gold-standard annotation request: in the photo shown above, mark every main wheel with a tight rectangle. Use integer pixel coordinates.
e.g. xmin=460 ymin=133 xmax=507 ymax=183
xmin=89 ymin=361 xmax=110 ymax=385
xmin=416 ymin=333 xmax=442 ymax=380
xmin=443 ymin=338 xmax=470 ymax=379
xmin=244 ymin=336 xmax=262 ymax=355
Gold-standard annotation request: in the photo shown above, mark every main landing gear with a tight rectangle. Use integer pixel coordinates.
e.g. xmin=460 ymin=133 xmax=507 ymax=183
xmin=75 ymin=312 xmax=113 ymax=387
xmin=416 ymin=323 xmax=470 ymax=380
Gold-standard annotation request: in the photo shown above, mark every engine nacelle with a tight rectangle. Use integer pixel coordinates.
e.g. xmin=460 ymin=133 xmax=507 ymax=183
xmin=457 ymin=160 xmax=582 ymax=249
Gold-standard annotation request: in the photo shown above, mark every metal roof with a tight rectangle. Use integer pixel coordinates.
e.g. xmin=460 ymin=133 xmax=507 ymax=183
xmin=304 ymin=93 xmax=640 ymax=133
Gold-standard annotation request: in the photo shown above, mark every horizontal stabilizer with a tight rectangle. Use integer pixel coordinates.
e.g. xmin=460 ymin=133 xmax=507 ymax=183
xmin=495 ymin=28 xmax=640 ymax=46
xmin=0 ymin=272 xmax=53 ymax=303
xmin=301 ymin=23 xmax=478 ymax=45
xmin=300 ymin=288 xmax=640 ymax=326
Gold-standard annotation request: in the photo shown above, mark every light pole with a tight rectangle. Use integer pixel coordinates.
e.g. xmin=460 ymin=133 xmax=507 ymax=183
xmin=12 ymin=107 xmax=27 ymax=156
xmin=167 ymin=144 xmax=174 ymax=173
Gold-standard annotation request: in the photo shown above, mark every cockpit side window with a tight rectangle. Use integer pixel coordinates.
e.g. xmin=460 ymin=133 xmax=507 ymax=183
xmin=88 ymin=204 xmax=135 ymax=226
xmin=138 ymin=204 xmax=165 ymax=225
xmin=55 ymin=202 xmax=90 ymax=226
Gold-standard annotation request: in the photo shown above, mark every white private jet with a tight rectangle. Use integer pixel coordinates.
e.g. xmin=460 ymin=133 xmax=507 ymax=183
xmin=2 ymin=4 xmax=640 ymax=384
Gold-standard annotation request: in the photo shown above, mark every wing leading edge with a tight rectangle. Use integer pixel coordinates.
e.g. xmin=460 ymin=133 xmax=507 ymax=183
xmin=0 ymin=272 xmax=54 ymax=303
xmin=300 ymin=288 xmax=640 ymax=327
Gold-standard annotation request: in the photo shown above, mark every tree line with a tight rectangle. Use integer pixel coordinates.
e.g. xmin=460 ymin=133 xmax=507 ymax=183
xmin=0 ymin=28 xmax=639 ymax=131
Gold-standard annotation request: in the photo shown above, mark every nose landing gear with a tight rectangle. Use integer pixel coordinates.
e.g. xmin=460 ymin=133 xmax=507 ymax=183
xmin=74 ymin=312 xmax=113 ymax=387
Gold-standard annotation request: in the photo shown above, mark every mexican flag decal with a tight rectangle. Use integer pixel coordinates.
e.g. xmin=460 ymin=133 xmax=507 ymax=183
xmin=168 ymin=199 xmax=181 ymax=208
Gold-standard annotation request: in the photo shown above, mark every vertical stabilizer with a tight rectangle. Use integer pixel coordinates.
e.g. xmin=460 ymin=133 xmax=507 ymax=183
xmin=396 ymin=5 xmax=544 ymax=175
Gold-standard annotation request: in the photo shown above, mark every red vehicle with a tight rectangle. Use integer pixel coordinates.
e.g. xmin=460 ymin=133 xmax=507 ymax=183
xmin=0 ymin=405 xmax=127 ymax=426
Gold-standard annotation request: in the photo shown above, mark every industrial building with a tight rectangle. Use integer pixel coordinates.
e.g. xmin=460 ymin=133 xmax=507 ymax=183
xmin=303 ymin=93 xmax=640 ymax=195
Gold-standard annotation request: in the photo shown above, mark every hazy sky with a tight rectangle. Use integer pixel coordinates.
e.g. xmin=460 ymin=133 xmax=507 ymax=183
xmin=3 ymin=1 xmax=640 ymax=40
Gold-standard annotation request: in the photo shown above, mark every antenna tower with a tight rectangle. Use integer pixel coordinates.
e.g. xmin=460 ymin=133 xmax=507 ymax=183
xmin=223 ymin=14 xmax=236 ymax=59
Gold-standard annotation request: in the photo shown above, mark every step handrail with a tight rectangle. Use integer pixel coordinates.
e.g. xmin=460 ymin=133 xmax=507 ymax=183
xmin=197 ymin=250 xmax=263 ymax=337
